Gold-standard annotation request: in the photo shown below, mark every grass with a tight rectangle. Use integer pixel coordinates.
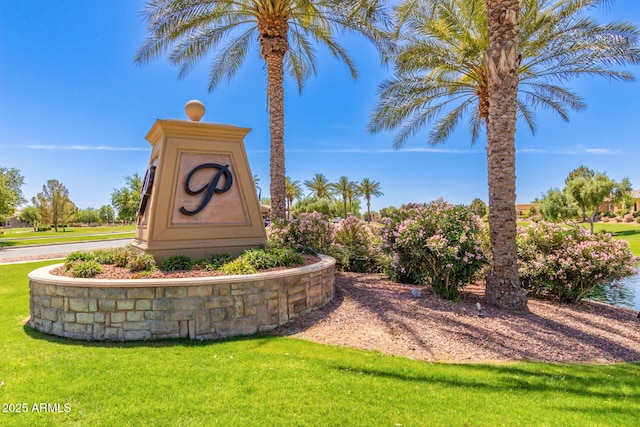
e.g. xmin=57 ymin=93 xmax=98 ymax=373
xmin=0 ymin=226 xmax=135 ymax=248
xmin=1 ymin=261 xmax=640 ymax=426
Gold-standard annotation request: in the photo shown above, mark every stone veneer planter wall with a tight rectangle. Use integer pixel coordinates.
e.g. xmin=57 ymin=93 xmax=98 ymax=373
xmin=29 ymin=255 xmax=335 ymax=341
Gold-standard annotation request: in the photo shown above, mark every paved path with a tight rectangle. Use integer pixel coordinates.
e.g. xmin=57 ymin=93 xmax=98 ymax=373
xmin=0 ymin=238 xmax=132 ymax=263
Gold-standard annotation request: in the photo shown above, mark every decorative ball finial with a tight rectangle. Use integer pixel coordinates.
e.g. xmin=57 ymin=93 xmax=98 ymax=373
xmin=185 ymin=100 xmax=205 ymax=122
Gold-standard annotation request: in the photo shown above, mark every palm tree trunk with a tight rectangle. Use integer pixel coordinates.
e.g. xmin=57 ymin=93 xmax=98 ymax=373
xmin=483 ymin=0 xmax=527 ymax=312
xmin=367 ymin=198 xmax=371 ymax=222
xmin=265 ymin=52 xmax=287 ymax=221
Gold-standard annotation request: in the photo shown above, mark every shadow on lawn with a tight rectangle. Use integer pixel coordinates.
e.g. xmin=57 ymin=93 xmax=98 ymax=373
xmin=325 ymin=360 xmax=640 ymax=402
xmin=611 ymin=229 xmax=640 ymax=237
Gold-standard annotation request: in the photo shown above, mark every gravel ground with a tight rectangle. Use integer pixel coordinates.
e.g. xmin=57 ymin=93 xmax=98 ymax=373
xmin=272 ymin=272 xmax=640 ymax=364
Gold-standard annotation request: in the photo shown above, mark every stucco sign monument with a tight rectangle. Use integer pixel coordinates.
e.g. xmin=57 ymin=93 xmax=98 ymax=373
xmin=132 ymin=100 xmax=267 ymax=261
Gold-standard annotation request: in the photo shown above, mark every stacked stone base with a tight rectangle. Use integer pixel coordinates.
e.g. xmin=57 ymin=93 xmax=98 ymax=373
xmin=29 ymin=255 xmax=335 ymax=341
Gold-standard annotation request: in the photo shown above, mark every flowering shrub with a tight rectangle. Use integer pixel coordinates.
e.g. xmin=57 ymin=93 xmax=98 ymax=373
xmin=331 ymin=215 xmax=384 ymax=273
xmin=381 ymin=199 xmax=488 ymax=300
xmin=267 ymin=212 xmax=334 ymax=253
xmin=517 ymin=222 xmax=636 ymax=303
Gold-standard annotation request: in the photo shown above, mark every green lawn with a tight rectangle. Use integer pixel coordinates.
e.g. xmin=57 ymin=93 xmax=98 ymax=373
xmin=0 ymin=226 xmax=135 ymax=248
xmin=1 ymin=261 xmax=639 ymax=426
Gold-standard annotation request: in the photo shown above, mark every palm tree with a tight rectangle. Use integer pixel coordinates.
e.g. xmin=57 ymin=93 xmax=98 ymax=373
xmin=135 ymin=0 xmax=391 ymax=221
xmin=304 ymin=173 xmax=332 ymax=199
xmin=370 ymin=0 xmax=640 ymax=147
xmin=285 ymin=176 xmax=303 ymax=219
xmin=358 ymin=178 xmax=383 ymax=221
xmin=329 ymin=176 xmax=358 ymax=218
xmin=369 ymin=0 xmax=640 ymax=312
xmin=253 ymin=174 xmax=262 ymax=201
xmin=483 ymin=0 xmax=526 ymax=311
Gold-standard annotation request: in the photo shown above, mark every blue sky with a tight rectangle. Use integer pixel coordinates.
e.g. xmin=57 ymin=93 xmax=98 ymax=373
xmin=2 ymin=1 xmax=639 ymax=214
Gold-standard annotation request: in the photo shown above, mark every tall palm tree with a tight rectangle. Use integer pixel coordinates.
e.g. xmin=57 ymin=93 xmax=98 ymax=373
xmin=285 ymin=176 xmax=303 ymax=219
xmin=135 ymin=0 xmax=391 ymax=221
xmin=304 ymin=173 xmax=332 ymax=199
xmin=358 ymin=178 xmax=383 ymax=221
xmin=483 ymin=0 xmax=526 ymax=311
xmin=370 ymin=0 xmax=640 ymax=312
xmin=329 ymin=176 xmax=358 ymax=218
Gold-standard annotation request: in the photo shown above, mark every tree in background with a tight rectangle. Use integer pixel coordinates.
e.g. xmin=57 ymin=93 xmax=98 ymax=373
xmin=285 ymin=177 xmax=303 ymax=220
xmin=304 ymin=173 xmax=332 ymax=199
xmin=539 ymin=188 xmax=578 ymax=222
xmin=329 ymin=176 xmax=358 ymax=219
xmin=135 ymin=0 xmax=391 ymax=221
xmin=32 ymin=179 xmax=75 ymax=232
xmin=99 ymin=205 xmax=116 ymax=225
xmin=19 ymin=206 xmax=41 ymax=231
xmin=565 ymin=172 xmax=618 ymax=232
xmin=111 ymin=173 xmax=142 ymax=224
xmin=612 ymin=177 xmax=635 ymax=212
xmin=469 ymin=198 xmax=487 ymax=219
xmin=359 ymin=178 xmax=383 ymax=221
xmin=76 ymin=208 xmax=100 ymax=226
xmin=564 ymin=166 xmax=595 ymax=187
xmin=0 ymin=166 xmax=26 ymax=222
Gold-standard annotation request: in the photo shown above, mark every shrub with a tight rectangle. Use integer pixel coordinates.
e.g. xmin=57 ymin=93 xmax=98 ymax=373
xmin=113 ymin=247 xmax=134 ymax=268
xmin=623 ymin=214 xmax=635 ymax=223
xmin=160 ymin=255 xmax=192 ymax=271
xmin=66 ymin=251 xmax=94 ymax=262
xmin=636 ymin=216 xmax=640 ymax=224
xmin=92 ymin=249 xmax=117 ymax=264
xmin=202 ymin=253 xmax=235 ymax=271
xmin=267 ymin=212 xmax=334 ymax=253
xmin=241 ymin=248 xmax=304 ymax=270
xmin=127 ymin=253 xmax=157 ymax=272
xmin=70 ymin=260 xmax=103 ymax=278
xmin=517 ymin=222 xmax=636 ymax=303
xmin=381 ymin=199 xmax=488 ymax=300
xmin=333 ymin=215 xmax=384 ymax=273
xmin=218 ymin=258 xmax=256 ymax=275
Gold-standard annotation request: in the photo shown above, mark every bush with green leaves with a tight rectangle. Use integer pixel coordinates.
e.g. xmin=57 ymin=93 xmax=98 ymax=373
xmin=127 ymin=253 xmax=157 ymax=272
xmin=218 ymin=258 xmax=256 ymax=275
xmin=201 ymin=253 xmax=235 ymax=271
xmin=241 ymin=248 xmax=304 ymax=270
xmin=381 ymin=199 xmax=488 ymax=300
xmin=159 ymin=255 xmax=193 ymax=271
xmin=92 ymin=249 xmax=117 ymax=264
xmin=517 ymin=222 xmax=637 ymax=303
xmin=69 ymin=260 xmax=103 ymax=278
xmin=66 ymin=251 xmax=95 ymax=262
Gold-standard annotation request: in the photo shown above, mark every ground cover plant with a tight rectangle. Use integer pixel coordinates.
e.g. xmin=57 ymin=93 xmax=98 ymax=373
xmin=2 ymin=261 xmax=640 ymax=426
